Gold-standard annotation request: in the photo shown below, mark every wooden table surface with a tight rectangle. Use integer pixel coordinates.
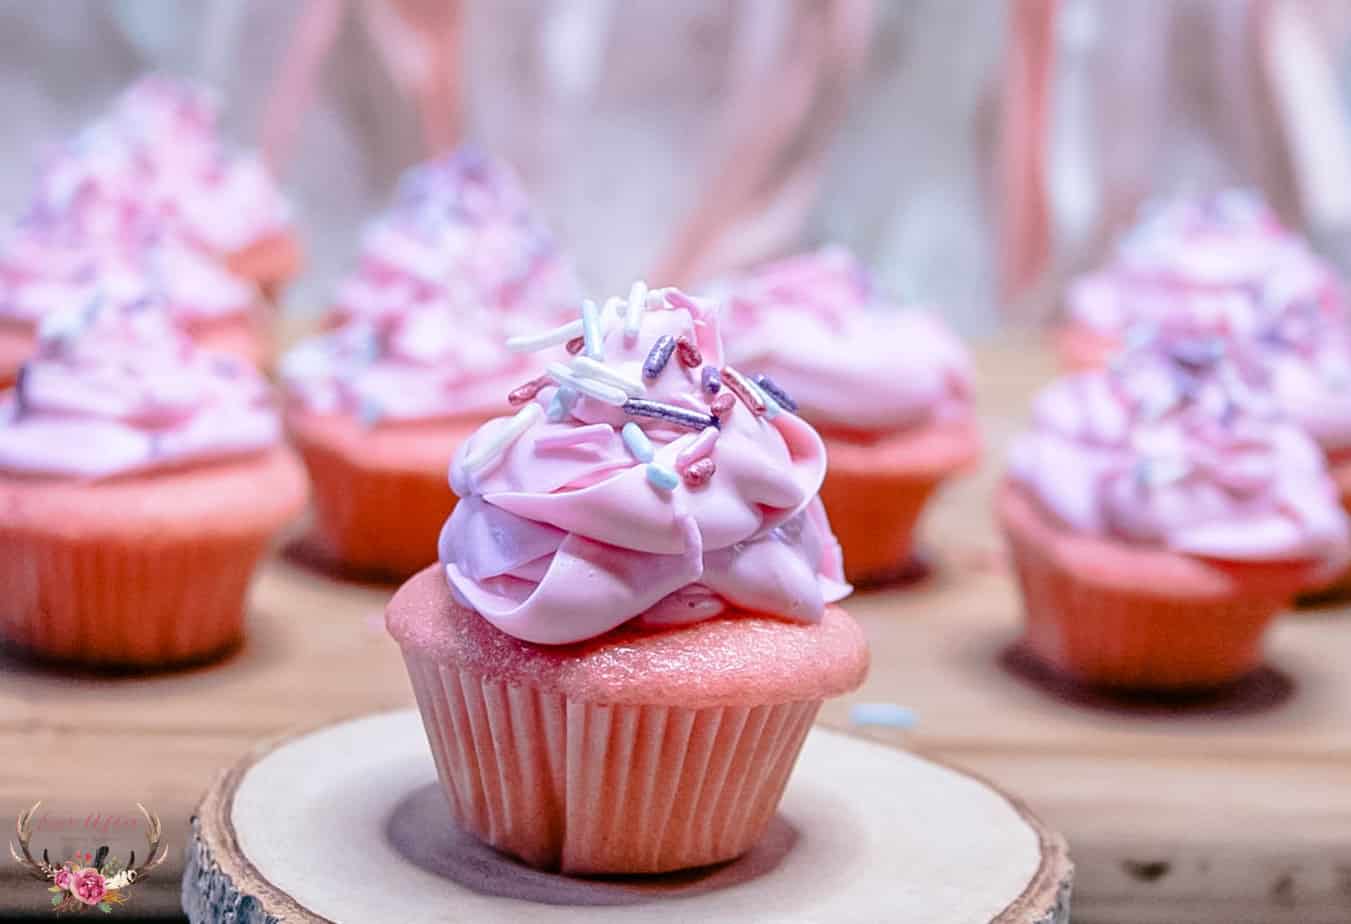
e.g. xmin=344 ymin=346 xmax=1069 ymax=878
xmin=3 ymin=334 xmax=1349 ymax=923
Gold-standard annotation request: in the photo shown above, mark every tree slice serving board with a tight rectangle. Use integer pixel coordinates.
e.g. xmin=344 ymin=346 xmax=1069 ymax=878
xmin=184 ymin=710 xmax=1071 ymax=923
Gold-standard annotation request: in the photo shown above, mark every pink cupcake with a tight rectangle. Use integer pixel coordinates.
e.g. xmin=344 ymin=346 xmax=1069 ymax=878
xmin=27 ymin=74 xmax=300 ymax=296
xmin=1002 ymin=329 xmax=1349 ymax=689
xmin=0 ymin=290 xmax=306 ymax=668
xmin=0 ymin=218 xmax=270 ymax=386
xmin=386 ymin=284 xmax=867 ymax=873
xmin=716 ymin=246 xmax=981 ymax=582
xmin=327 ymin=148 xmax=578 ymax=329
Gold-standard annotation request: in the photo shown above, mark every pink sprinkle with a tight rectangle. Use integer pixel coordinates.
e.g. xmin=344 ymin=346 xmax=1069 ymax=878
xmin=720 ymin=366 xmax=766 ymax=415
xmin=508 ymin=375 xmax=551 ymax=407
xmin=534 ymin=423 xmax=613 ymax=450
xmin=710 ymin=391 xmax=736 ymax=421
xmin=676 ymin=426 xmax=719 ymax=469
xmin=665 ymin=289 xmax=700 ymax=312
xmin=682 ymin=457 xmax=716 ymax=486
xmin=565 ymin=336 xmax=585 ymax=355
xmin=675 ymin=335 xmax=702 ymax=368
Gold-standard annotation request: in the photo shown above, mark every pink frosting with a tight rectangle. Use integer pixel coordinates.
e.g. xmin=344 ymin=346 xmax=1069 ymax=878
xmin=26 ymin=74 xmax=292 ymax=253
xmin=716 ymin=247 xmax=974 ymax=433
xmin=0 ymin=292 xmax=281 ymax=479
xmin=440 ymin=287 xmax=850 ymax=645
xmin=1009 ymin=331 xmax=1349 ymax=566
xmin=0 ymin=219 xmax=259 ymax=326
xmin=282 ymin=302 xmax=557 ymax=424
xmin=1069 ymin=192 xmax=1351 ymax=455
xmin=331 ymin=148 xmax=579 ymax=324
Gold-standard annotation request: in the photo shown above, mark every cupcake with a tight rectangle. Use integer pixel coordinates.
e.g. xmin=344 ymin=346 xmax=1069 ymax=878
xmin=0 ymin=291 xmax=306 ymax=667
xmin=1001 ymin=329 xmax=1349 ymax=689
xmin=1058 ymin=190 xmax=1345 ymax=371
xmin=0 ymin=217 xmax=270 ymax=386
xmin=716 ymin=246 xmax=980 ymax=582
xmin=27 ymin=74 xmax=300 ymax=296
xmin=386 ymin=284 xmax=867 ymax=873
xmin=328 ymin=148 xmax=578 ymax=328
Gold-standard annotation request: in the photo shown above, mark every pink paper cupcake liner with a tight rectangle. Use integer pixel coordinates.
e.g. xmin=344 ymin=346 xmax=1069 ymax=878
xmin=401 ymin=648 xmax=821 ymax=874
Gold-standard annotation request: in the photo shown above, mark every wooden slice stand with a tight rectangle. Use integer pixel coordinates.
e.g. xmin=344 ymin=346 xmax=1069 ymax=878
xmin=184 ymin=710 xmax=1071 ymax=923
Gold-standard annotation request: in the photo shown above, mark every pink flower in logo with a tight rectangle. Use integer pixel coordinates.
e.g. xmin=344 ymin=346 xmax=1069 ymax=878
xmin=70 ymin=868 xmax=106 ymax=905
xmin=52 ymin=866 xmax=73 ymax=891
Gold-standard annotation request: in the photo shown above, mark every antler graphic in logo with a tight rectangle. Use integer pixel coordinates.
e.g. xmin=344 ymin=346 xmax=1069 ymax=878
xmin=10 ymin=802 xmax=167 ymax=913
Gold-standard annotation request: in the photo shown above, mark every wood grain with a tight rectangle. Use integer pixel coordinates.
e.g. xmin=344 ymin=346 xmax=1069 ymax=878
xmin=2 ymin=333 xmax=1349 ymax=922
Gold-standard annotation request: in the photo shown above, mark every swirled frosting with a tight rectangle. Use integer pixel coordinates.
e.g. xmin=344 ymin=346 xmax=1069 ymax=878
xmin=282 ymin=302 xmax=558 ymax=425
xmin=331 ymin=148 xmax=579 ymax=324
xmin=439 ymin=285 xmax=850 ymax=644
xmin=1009 ymin=331 xmax=1349 ymax=565
xmin=715 ymin=247 xmax=974 ymax=433
xmin=0 ymin=291 xmax=281 ymax=479
xmin=25 ymin=74 xmax=292 ymax=253
xmin=0 ymin=218 xmax=260 ymax=326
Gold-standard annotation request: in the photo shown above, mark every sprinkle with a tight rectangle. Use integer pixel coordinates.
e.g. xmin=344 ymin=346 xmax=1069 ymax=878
xmin=571 ymin=355 xmax=646 ymax=397
xmin=676 ymin=426 xmax=719 ymax=469
xmin=701 ymin=366 xmax=722 ymax=395
xmin=581 ymin=298 xmax=604 ymax=359
xmin=623 ymin=398 xmax=717 ymax=432
xmin=546 ymin=386 xmax=577 ymax=422
xmin=646 ymin=463 xmax=679 ymax=491
xmin=1168 ymin=337 xmax=1225 ymax=370
xmin=675 ymin=335 xmax=702 ymax=368
xmin=710 ymin=391 xmax=736 ymax=422
xmin=642 ymin=335 xmax=677 ymax=381
xmin=720 ymin=365 xmax=767 ymax=415
xmin=547 ymin=363 xmax=627 ymax=406
xmin=621 ymin=422 xmax=655 ymax=462
xmin=506 ymin=318 xmax=584 ymax=353
xmin=565 ymin=336 xmax=585 ymax=355
xmin=849 ymin=703 xmax=917 ymax=730
xmin=535 ymin=423 xmax=612 ymax=451
xmin=507 ymin=375 xmax=552 ymax=407
xmin=681 ymin=457 xmax=716 ymax=487
xmin=1136 ymin=456 xmax=1190 ymax=487
xmin=358 ymin=397 xmax=383 ymax=426
xmin=462 ymin=403 xmax=543 ymax=474
xmin=664 ymin=289 xmax=701 ymax=313
xmin=754 ymin=374 xmax=798 ymax=412
xmin=625 ymin=280 xmax=649 ymax=340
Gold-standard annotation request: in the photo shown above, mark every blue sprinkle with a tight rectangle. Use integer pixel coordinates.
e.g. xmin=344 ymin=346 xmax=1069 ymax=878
xmin=358 ymin=397 xmax=383 ymax=426
xmin=581 ymin=299 xmax=604 ymax=360
xmin=849 ymin=703 xmax=917 ymax=730
xmin=701 ymin=366 xmax=722 ymax=394
xmin=621 ymin=422 xmax=655 ymax=463
xmin=645 ymin=463 xmax=679 ymax=491
xmin=642 ymin=335 xmax=676 ymax=380
xmin=754 ymin=374 xmax=798 ymax=412
xmin=546 ymin=385 xmax=578 ymax=422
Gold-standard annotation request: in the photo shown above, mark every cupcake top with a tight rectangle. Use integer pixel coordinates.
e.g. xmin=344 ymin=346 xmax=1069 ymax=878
xmin=439 ymin=284 xmax=850 ymax=645
xmin=0 ymin=218 xmax=259 ymax=327
xmin=331 ymin=148 xmax=579 ymax=324
xmin=25 ymin=74 xmax=292 ymax=254
xmin=281 ymin=300 xmax=556 ymax=425
xmin=716 ymin=247 xmax=973 ymax=434
xmin=0 ymin=291 xmax=280 ymax=479
xmin=1068 ymin=190 xmax=1346 ymax=336
xmin=1009 ymin=329 xmax=1349 ymax=565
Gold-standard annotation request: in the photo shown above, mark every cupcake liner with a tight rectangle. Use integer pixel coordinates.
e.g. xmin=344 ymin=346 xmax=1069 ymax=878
xmin=999 ymin=483 xmax=1295 ymax=689
xmin=401 ymin=648 xmax=821 ymax=874
xmin=225 ymin=232 xmax=303 ymax=300
xmin=186 ymin=312 xmax=269 ymax=370
xmin=0 ymin=527 xmax=271 ymax=667
xmin=296 ymin=435 xmax=453 ymax=580
xmin=818 ymin=466 xmax=945 ymax=581
xmin=1054 ymin=324 xmax=1119 ymax=372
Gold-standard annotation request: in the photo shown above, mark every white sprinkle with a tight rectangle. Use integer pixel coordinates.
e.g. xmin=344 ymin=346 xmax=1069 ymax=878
xmin=546 ymin=362 xmax=627 ymax=406
xmin=570 ymin=356 xmax=646 ymax=397
xmin=850 ymin=703 xmax=917 ymax=729
xmin=506 ymin=318 xmax=584 ymax=353
xmin=624 ymin=280 xmax=649 ymax=340
xmin=621 ymin=422 xmax=655 ymax=462
xmin=546 ymin=386 xmax=577 ymax=422
xmin=461 ymin=403 xmax=543 ymax=475
xmin=581 ymin=298 xmax=603 ymax=360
